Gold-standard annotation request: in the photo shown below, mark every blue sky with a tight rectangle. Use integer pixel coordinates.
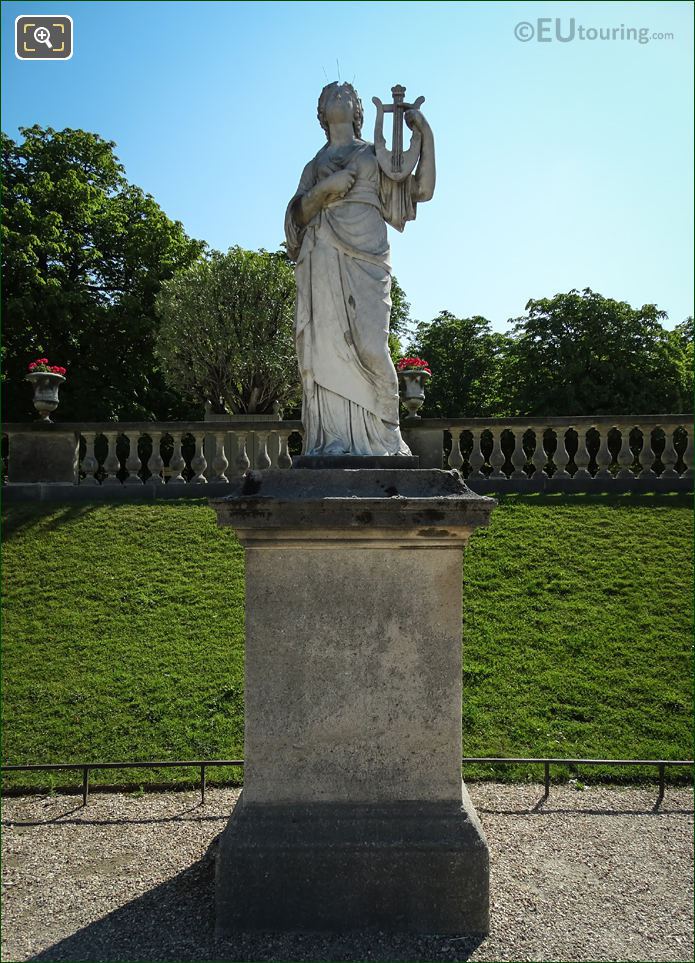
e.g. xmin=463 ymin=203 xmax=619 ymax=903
xmin=2 ymin=0 xmax=693 ymax=332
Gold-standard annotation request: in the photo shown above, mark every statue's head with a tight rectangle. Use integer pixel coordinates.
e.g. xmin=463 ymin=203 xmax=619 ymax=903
xmin=317 ymin=82 xmax=363 ymax=140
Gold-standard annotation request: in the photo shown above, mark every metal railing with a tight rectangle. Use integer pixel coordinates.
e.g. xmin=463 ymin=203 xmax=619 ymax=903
xmin=2 ymin=756 xmax=691 ymax=807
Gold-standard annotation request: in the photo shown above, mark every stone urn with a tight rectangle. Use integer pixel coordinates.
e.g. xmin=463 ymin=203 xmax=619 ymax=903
xmin=397 ymin=367 xmax=431 ymax=419
xmin=25 ymin=371 xmax=66 ymax=422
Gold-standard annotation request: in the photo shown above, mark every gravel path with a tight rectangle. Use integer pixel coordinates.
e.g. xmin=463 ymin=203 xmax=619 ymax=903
xmin=2 ymin=783 xmax=692 ymax=962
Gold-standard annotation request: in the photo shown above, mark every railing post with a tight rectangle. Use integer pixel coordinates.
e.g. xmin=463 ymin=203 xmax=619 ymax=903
xmin=82 ymin=766 xmax=90 ymax=806
xmin=467 ymin=430 xmax=485 ymax=480
xmin=657 ymin=762 xmax=665 ymax=806
xmin=531 ymin=427 xmax=547 ymax=479
xmin=552 ymin=427 xmax=570 ymax=478
xmin=489 ymin=428 xmax=505 ymax=478
xmin=639 ymin=427 xmax=657 ymax=477
xmin=447 ymin=428 xmax=464 ymax=470
xmin=544 ymin=761 xmax=550 ymax=798
xmin=212 ymin=433 xmax=230 ymax=483
xmin=256 ymin=431 xmax=271 ymax=470
xmin=236 ymin=432 xmax=250 ymax=474
xmin=81 ymin=432 xmax=100 ymax=486
xmin=147 ymin=432 xmax=165 ymax=486
xmin=572 ymin=426 xmax=592 ymax=480
xmin=168 ymin=432 xmax=187 ymax=484
xmin=510 ymin=428 xmax=527 ymax=479
xmin=277 ymin=431 xmax=293 ymax=469
xmin=190 ymin=433 xmax=208 ymax=484
xmin=617 ymin=425 xmax=636 ymax=479
xmin=595 ymin=426 xmax=613 ymax=479
xmin=124 ymin=432 xmax=144 ymax=485
xmin=101 ymin=432 xmax=122 ymax=486
xmin=660 ymin=425 xmax=679 ymax=478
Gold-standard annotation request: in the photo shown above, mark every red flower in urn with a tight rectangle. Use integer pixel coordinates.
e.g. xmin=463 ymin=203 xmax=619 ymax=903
xmin=28 ymin=358 xmax=67 ymax=375
xmin=396 ymin=356 xmax=431 ymax=420
xmin=396 ymin=356 xmax=431 ymax=376
xmin=25 ymin=357 xmax=68 ymax=421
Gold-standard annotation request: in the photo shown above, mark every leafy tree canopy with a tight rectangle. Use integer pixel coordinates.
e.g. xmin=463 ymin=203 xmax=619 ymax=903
xmin=1 ymin=125 xmax=204 ymax=421
xmin=504 ymin=288 xmax=691 ymax=416
xmin=155 ymin=246 xmax=300 ymax=415
xmin=408 ymin=311 xmax=507 ymax=417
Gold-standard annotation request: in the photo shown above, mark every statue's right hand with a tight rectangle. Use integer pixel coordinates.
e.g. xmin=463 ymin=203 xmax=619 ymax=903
xmin=321 ymin=169 xmax=356 ymax=201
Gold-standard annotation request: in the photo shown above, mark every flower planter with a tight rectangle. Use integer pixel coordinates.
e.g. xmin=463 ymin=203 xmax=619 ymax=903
xmin=397 ymin=368 xmax=431 ymax=419
xmin=25 ymin=371 xmax=66 ymax=422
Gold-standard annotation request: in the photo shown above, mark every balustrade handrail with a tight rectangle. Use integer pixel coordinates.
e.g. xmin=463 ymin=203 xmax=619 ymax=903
xmin=2 ymin=419 xmax=305 ymax=433
xmin=415 ymin=414 xmax=692 ymax=429
xmin=2 ymin=414 xmax=692 ymax=433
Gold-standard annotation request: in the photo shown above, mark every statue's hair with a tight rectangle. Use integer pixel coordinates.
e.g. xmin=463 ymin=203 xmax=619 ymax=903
xmin=317 ymin=82 xmax=363 ymax=140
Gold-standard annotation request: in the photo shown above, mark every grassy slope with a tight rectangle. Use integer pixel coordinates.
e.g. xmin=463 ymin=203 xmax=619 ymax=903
xmin=2 ymin=495 xmax=692 ymax=791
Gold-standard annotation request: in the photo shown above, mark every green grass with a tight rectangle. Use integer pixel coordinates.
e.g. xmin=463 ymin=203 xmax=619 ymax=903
xmin=2 ymin=495 xmax=692 ymax=792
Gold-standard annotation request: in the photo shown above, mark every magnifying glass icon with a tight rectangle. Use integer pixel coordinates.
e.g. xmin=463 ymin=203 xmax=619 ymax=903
xmin=34 ymin=26 xmax=53 ymax=49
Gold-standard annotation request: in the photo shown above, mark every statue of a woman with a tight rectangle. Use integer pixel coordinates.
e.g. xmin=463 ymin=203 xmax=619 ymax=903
xmin=285 ymin=82 xmax=435 ymax=457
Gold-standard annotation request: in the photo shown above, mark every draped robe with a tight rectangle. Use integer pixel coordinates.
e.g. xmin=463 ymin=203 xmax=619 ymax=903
xmin=285 ymin=140 xmax=418 ymax=456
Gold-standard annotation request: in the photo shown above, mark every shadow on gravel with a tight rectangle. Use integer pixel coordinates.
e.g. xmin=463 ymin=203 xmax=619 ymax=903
xmin=476 ymin=794 xmax=694 ymax=817
xmin=29 ymin=847 xmax=486 ymax=963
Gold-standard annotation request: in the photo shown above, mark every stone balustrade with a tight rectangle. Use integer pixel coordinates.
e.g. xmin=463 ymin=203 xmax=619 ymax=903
xmin=1 ymin=415 xmax=691 ymax=497
xmin=403 ymin=415 xmax=691 ymax=492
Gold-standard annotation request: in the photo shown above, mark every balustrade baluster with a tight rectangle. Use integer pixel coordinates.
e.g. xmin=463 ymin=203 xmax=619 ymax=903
xmin=277 ymin=431 xmax=293 ymax=469
xmin=124 ymin=432 xmax=143 ymax=485
xmin=552 ymin=427 xmax=570 ymax=477
xmin=572 ymin=427 xmax=592 ymax=479
xmin=102 ymin=432 xmax=122 ymax=485
xmin=256 ymin=431 xmax=271 ymax=470
xmin=448 ymin=429 xmax=464 ymax=470
xmin=510 ymin=429 xmax=527 ymax=478
xmin=531 ymin=427 xmax=547 ymax=478
xmin=616 ymin=425 xmax=636 ymax=478
xmin=147 ymin=432 xmax=164 ymax=485
xmin=595 ymin=427 xmax=613 ymax=479
xmin=168 ymin=432 xmax=186 ymax=484
xmin=660 ymin=425 xmax=679 ymax=478
xmin=637 ymin=428 xmax=656 ymax=477
xmin=190 ymin=433 xmax=208 ymax=484
xmin=81 ymin=432 xmax=99 ymax=485
xmin=489 ymin=429 xmax=505 ymax=478
xmin=682 ymin=426 xmax=693 ymax=479
xmin=236 ymin=432 xmax=250 ymax=473
xmin=212 ymin=432 xmax=230 ymax=483
xmin=467 ymin=431 xmax=485 ymax=479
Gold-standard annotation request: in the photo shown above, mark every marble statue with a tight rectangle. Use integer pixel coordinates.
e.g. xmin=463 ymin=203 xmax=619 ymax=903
xmin=285 ymin=82 xmax=436 ymax=457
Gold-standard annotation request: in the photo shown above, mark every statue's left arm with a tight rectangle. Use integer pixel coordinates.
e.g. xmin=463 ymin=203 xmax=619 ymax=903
xmin=405 ymin=109 xmax=435 ymax=202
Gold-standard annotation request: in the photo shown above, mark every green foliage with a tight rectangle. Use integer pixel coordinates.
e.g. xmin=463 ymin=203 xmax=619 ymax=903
xmin=387 ymin=275 xmax=411 ymax=363
xmin=1 ymin=126 xmax=204 ymax=421
xmin=504 ymin=288 xmax=691 ymax=416
xmin=409 ymin=311 xmax=507 ymax=417
xmin=155 ymin=246 xmax=300 ymax=415
xmin=2 ymin=497 xmax=691 ymax=791
xmin=669 ymin=317 xmax=693 ymax=410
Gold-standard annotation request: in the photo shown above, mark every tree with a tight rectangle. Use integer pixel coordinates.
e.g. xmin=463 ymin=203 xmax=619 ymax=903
xmin=503 ymin=288 xmax=691 ymax=416
xmin=408 ymin=311 xmax=508 ymax=417
xmin=669 ymin=318 xmax=693 ymax=410
xmin=1 ymin=126 xmax=204 ymax=421
xmin=155 ymin=246 xmax=301 ymax=415
xmin=388 ymin=275 xmax=411 ymax=362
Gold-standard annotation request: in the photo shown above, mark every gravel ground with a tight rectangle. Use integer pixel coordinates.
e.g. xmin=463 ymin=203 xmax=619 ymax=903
xmin=1 ymin=783 xmax=693 ymax=963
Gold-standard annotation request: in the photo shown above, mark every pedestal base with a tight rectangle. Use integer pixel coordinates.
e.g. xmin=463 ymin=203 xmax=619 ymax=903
xmin=293 ymin=455 xmax=419 ymax=469
xmin=216 ymin=783 xmax=489 ymax=935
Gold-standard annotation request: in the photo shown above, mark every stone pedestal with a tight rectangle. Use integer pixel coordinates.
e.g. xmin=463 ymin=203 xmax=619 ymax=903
xmin=7 ymin=430 xmax=80 ymax=485
xmin=212 ymin=469 xmax=495 ymax=935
